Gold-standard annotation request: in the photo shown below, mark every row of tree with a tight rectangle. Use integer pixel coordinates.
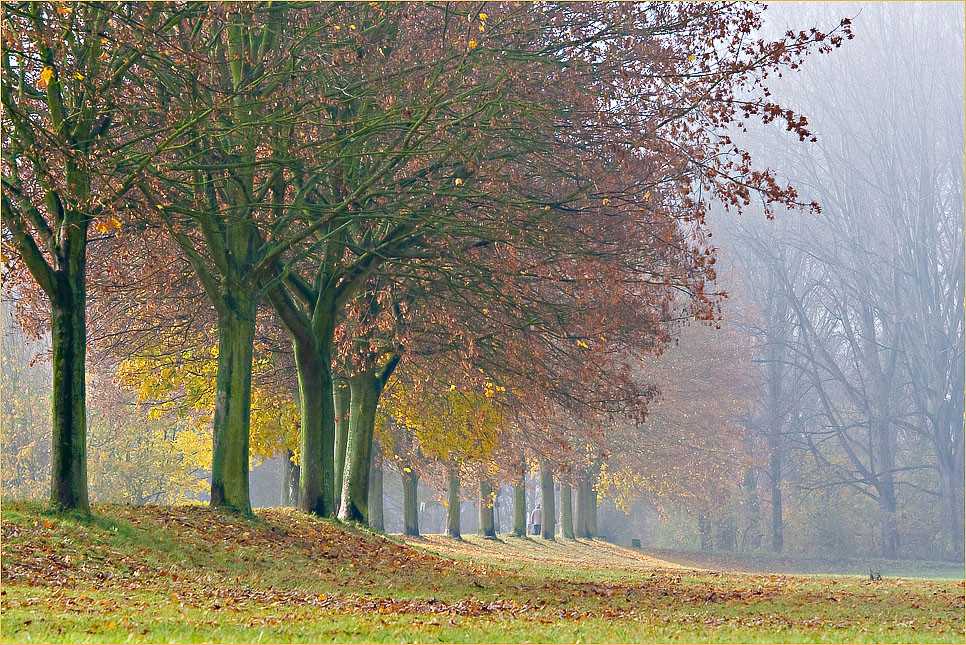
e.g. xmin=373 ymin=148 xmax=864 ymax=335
xmin=2 ymin=3 xmax=849 ymax=535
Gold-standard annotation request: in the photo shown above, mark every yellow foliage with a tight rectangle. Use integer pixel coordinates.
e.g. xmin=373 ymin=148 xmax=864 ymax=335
xmin=1 ymin=340 xmax=209 ymax=503
xmin=38 ymin=66 xmax=54 ymax=89
xmin=116 ymin=335 xmax=299 ymax=469
xmin=380 ymin=368 xmax=505 ymax=463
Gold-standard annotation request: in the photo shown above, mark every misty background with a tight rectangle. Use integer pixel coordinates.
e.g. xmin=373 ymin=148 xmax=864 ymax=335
xmin=2 ymin=2 xmax=963 ymax=563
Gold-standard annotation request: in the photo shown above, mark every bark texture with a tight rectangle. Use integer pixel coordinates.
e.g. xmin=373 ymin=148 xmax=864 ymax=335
xmin=292 ymin=337 xmax=335 ymax=517
xmin=401 ymin=466 xmax=419 ymax=536
xmin=446 ymin=468 xmax=461 ymax=538
xmin=333 ymin=379 xmax=350 ymax=513
xmin=338 ymin=356 xmax=399 ymax=523
xmin=539 ymin=461 xmax=555 ymax=540
xmin=210 ymin=306 xmax=255 ymax=514
xmin=559 ymin=484 xmax=575 ymax=539
xmin=49 ymin=280 xmax=89 ymax=512
xmin=513 ymin=479 xmax=527 ymax=537
xmin=338 ymin=371 xmax=379 ymax=522
xmin=368 ymin=445 xmax=384 ymax=531
xmin=479 ymin=480 xmax=496 ymax=538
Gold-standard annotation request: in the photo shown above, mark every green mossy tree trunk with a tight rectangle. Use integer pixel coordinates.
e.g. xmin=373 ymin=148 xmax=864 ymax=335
xmin=446 ymin=468 xmax=461 ymax=538
xmin=513 ymin=456 xmax=527 ymax=536
xmin=560 ymin=484 xmax=575 ymax=539
xmin=333 ymin=379 xmax=350 ymax=513
xmin=402 ymin=465 xmax=420 ymax=536
xmin=586 ymin=483 xmax=598 ymax=538
xmin=698 ymin=513 xmax=712 ymax=551
xmin=290 ymin=461 xmax=301 ymax=508
xmin=210 ymin=305 xmax=256 ymax=514
xmin=338 ymin=371 xmax=379 ymax=522
xmin=266 ymin=263 xmax=344 ymax=518
xmin=513 ymin=479 xmax=527 ymax=537
xmin=0 ymin=2 xmax=166 ymax=514
xmin=49 ymin=269 xmax=90 ymax=512
xmin=291 ymin=335 xmax=336 ymax=517
xmin=338 ymin=356 xmax=399 ymax=523
xmin=368 ymin=444 xmax=384 ymax=531
xmin=574 ymin=479 xmax=589 ymax=539
xmin=539 ymin=461 xmax=555 ymax=540
xmin=479 ymin=480 xmax=496 ymax=538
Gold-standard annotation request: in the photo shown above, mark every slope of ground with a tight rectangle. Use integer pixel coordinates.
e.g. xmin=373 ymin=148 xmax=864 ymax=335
xmin=635 ymin=546 xmax=966 ymax=580
xmin=407 ymin=533 xmax=964 ymax=579
xmin=1 ymin=501 xmax=963 ymax=643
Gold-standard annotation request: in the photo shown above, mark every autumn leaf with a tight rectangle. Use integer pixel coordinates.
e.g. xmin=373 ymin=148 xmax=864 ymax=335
xmin=94 ymin=218 xmax=121 ymax=233
xmin=38 ymin=67 xmax=54 ymax=89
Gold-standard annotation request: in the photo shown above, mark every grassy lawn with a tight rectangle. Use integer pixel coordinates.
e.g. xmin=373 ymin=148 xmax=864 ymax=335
xmin=2 ymin=501 xmax=963 ymax=643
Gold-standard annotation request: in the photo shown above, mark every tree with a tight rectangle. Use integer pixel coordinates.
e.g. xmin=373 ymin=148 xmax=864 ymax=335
xmin=1 ymin=308 xmax=207 ymax=505
xmin=263 ymin=1 xmax=851 ymax=520
xmin=137 ymin=3 xmax=338 ymax=514
xmin=720 ymin=2 xmax=964 ymax=558
xmin=116 ymin=326 xmax=300 ymax=477
xmin=1 ymin=2 xmax=180 ymax=510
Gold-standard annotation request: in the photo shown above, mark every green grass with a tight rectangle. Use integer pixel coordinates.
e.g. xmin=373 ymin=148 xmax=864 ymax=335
xmin=2 ymin=500 xmax=963 ymax=643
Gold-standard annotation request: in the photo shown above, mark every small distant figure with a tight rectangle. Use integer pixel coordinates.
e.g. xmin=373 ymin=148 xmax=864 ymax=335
xmin=869 ymin=569 xmax=883 ymax=581
xmin=529 ymin=504 xmax=542 ymax=536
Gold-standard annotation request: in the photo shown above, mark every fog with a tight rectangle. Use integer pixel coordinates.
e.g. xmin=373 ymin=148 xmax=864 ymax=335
xmin=1 ymin=2 xmax=963 ymax=567
xmin=709 ymin=1 xmax=965 ymax=560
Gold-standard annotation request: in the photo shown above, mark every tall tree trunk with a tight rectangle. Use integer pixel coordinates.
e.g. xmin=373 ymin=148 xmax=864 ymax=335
xmin=938 ymin=448 xmax=966 ymax=559
xmin=513 ymin=477 xmax=527 ymax=537
xmin=873 ymin=420 xmax=900 ymax=558
xmin=210 ymin=306 xmax=255 ymax=514
xmin=479 ymin=480 xmax=496 ymax=538
xmin=280 ymin=449 xmax=293 ymax=506
xmin=741 ymin=469 xmax=762 ymax=550
xmin=290 ymin=460 xmax=301 ymax=508
xmin=49 ymin=272 xmax=89 ymax=512
xmin=333 ymin=379 xmax=350 ymax=514
xmin=401 ymin=465 xmax=419 ymax=537
xmin=574 ymin=479 xmax=589 ymax=539
xmin=586 ymin=481 xmax=598 ymax=538
xmin=368 ymin=444 xmax=384 ymax=531
xmin=292 ymin=337 xmax=335 ymax=517
xmin=769 ymin=451 xmax=783 ymax=553
xmin=338 ymin=370 xmax=379 ymax=522
xmin=698 ymin=513 xmax=712 ymax=551
xmin=446 ymin=467 xmax=461 ymax=538
xmin=539 ymin=460 xmax=555 ymax=540
xmin=268 ymin=287 xmax=338 ymax=517
xmin=560 ymin=484 xmax=575 ymax=539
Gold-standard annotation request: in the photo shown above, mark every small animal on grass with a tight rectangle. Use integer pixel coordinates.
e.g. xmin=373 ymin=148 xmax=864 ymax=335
xmin=869 ymin=569 xmax=883 ymax=581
